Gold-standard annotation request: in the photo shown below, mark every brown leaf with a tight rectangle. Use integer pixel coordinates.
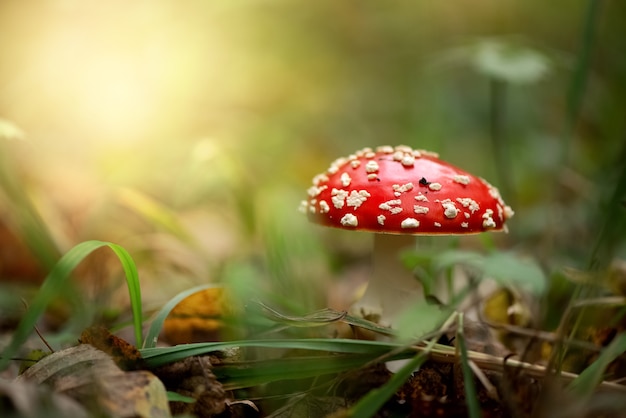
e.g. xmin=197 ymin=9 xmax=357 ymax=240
xmin=162 ymin=287 xmax=231 ymax=344
xmin=17 ymin=344 xmax=171 ymax=418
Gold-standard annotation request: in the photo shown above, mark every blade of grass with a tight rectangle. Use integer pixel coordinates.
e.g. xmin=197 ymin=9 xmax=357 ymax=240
xmin=346 ymin=312 xmax=459 ymax=418
xmin=567 ymin=0 xmax=601 ymax=132
xmin=587 ymin=142 xmax=626 ymax=272
xmin=346 ymin=352 xmax=428 ymax=417
xmin=106 ymin=243 xmax=143 ymax=346
xmin=250 ymin=301 xmax=395 ymax=337
xmin=215 ymin=353 xmax=414 ymax=390
xmin=562 ymin=0 xmax=602 ymax=167
xmin=457 ymin=313 xmax=482 ymax=418
xmin=144 ymin=335 xmax=626 ymax=394
xmin=342 ymin=313 xmax=397 ymax=337
xmin=144 ymin=284 xmax=218 ymax=349
xmin=117 ymin=188 xmax=193 ymax=243
xmin=489 ymin=77 xmax=513 ymax=204
xmin=255 ymin=302 xmax=347 ymax=327
xmin=140 ymin=338 xmax=411 ymax=368
xmin=167 ymin=391 xmax=196 ymax=403
xmin=0 ymin=240 xmax=143 ymax=370
xmin=567 ymin=332 xmax=626 ymax=397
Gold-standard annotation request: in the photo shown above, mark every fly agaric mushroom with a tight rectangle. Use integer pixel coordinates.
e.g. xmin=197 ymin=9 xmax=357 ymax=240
xmin=300 ymin=145 xmax=514 ymax=324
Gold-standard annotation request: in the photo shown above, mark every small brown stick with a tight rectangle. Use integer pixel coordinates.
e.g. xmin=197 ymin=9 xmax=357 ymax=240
xmin=21 ymin=298 xmax=54 ymax=353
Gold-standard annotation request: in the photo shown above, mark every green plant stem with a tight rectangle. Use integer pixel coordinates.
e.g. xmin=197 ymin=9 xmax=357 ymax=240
xmin=551 ymin=0 xmax=605 ymax=374
xmin=587 ymin=142 xmax=626 ymax=272
xmin=567 ymin=0 xmax=601 ymax=124
xmin=564 ymin=0 xmax=602 ymax=162
xmin=489 ymin=77 xmax=513 ymax=204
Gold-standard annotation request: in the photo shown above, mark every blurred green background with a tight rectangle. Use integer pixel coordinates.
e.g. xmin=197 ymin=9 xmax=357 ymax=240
xmin=0 ymin=1 xmax=624 ymax=332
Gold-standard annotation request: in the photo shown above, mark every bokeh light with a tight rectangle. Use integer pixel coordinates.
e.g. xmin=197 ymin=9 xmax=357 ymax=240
xmin=0 ymin=0 xmax=624 ymax=329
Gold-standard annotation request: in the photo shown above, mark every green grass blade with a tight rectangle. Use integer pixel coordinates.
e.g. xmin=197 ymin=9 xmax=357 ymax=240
xmin=0 ymin=240 xmax=143 ymax=370
xmin=140 ymin=338 xmax=409 ymax=368
xmin=167 ymin=391 xmax=196 ymax=403
xmin=160 ymin=338 xmax=435 ymax=390
xmin=143 ymin=284 xmax=217 ymax=349
xmin=568 ymin=332 xmax=626 ymax=397
xmin=143 ymin=338 xmax=426 ymax=391
xmin=587 ymin=144 xmax=626 ymax=272
xmin=106 ymin=243 xmax=143 ymax=346
xmin=457 ymin=314 xmax=482 ymax=418
xmin=215 ymin=353 xmax=406 ymax=390
xmin=251 ymin=302 xmax=395 ymax=336
xmin=567 ymin=0 xmax=600 ymax=129
xmin=346 ymin=353 xmax=427 ymax=418
xmin=346 ymin=312 xmax=458 ymax=417
xmin=117 ymin=188 xmax=193 ymax=243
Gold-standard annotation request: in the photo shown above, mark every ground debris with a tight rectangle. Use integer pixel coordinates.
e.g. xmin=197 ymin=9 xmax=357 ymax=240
xmin=153 ymin=355 xmax=233 ymax=418
xmin=266 ymin=394 xmax=346 ymax=418
xmin=16 ymin=344 xmax=170 ymax=418
xmin=0 ymin=377 xmax=89 ymax=418
xmin=79 ymin=325 xmax=146 ymax=370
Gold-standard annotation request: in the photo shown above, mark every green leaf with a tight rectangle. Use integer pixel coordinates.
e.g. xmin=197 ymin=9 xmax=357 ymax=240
xmin=472 ymin=39 xmax=552 ymax=84
xmin=432 ymin=250 xmax=484 ymax=272
xmin=432 ymin=37 xmax=553 ymax=85
xmin=0 ymin=240 xmax=143 ymax=370
xmin=400 ymin=249 xmax=436 ymax=270
xmin=483 ymin=252 xmax=546 ymax=295
xmin=431 ymin=250 xmax=546 ymax=295
xmin=394 ymin=301 xmax=448 ymax=342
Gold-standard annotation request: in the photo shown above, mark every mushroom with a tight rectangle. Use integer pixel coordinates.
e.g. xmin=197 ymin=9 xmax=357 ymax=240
xmin=300 ymin=145 xmax=514 ymax=325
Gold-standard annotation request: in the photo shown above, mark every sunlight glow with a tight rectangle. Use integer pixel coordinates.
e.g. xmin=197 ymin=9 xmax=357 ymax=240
xmin=72 ymin=56 xmax=157 ymax=141
xmin=10 ymin=3 xmax=219 ymax=145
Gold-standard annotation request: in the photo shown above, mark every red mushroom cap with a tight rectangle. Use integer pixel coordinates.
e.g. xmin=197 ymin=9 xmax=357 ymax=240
xmin=300 ymin=145 xmax=514 ymax=234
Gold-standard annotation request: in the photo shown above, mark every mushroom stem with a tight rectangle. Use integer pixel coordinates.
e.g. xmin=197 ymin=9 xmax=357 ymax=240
xmin=353 ymin=233 xmax=422 ymax=325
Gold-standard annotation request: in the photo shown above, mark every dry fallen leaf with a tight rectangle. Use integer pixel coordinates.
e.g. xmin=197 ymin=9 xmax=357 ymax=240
xmin=17 ymin=344 xmax=171 ymax=418
xmin=162 ymin=286 xmax=232 ymax=344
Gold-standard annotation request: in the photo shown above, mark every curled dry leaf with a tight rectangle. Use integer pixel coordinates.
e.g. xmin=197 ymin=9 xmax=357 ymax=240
xmin=17 ymin=344 xmax=171 ymax=418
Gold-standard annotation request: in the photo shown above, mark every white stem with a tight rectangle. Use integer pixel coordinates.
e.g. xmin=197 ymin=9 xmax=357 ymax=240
xmin=352 ymin=233 xmax=422 ymax=325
